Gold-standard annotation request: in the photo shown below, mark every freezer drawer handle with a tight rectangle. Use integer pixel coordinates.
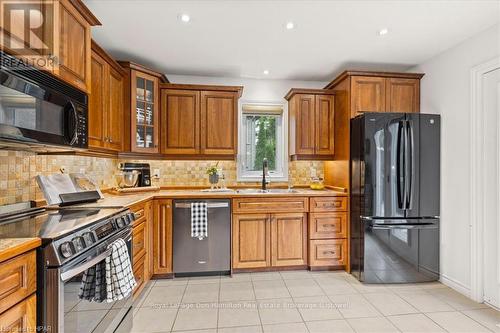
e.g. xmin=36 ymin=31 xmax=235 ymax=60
xmin=174 ymin=202 xmax=229 ymax=209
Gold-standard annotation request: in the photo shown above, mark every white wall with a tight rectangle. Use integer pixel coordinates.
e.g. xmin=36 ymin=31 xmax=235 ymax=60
xmin=166 ymin=75 xmax=328 ymax=103
xmin=410 ymin=24 xmax=500 ymax=295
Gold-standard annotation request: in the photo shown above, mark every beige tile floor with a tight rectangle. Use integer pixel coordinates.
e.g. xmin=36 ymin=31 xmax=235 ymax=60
xmin=119 ymin=271 xmax=500 ymax=333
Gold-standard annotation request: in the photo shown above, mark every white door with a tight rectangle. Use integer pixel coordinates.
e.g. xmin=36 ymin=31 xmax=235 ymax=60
xmin=482 ymin=67 xmax=500 ymax=308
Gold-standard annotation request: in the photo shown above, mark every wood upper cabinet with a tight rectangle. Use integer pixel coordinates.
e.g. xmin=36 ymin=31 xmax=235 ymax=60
xmin=161 ymin=89 xmax=200 ymax=155
xmin=159 ymin=84 xmax=242 ymax=158
xmin=0 ymin=0 xmax=100 ymax=91
xmin=131 ymin=71 xmax=160 ymax=153
xmin=107 ymin=67 xmax=124 ymax=151
xmin=286 ymin=89 xmax=335 ymax=159
xmin=55 ymin=0 xmax=101 ymax=92
xmin=153 ymin=199 xmax=173 ymax=275
xmin=89 ymin=51 xmax=107 ymax=149
xmin=88 ymin=41 xmax=125 ymax=152
xmin=119 ymin=62 xmax=169 ymax=154
xmin=386 ymin=78 xmax=420 ymax=113
xmin=324 ymin=71 xmax=424 ymax=118
xmin=232 ymin=214 xmax=271 ymax=269
xmin=315 ymin=95 xmax=335 ymax=156
xmin=271 ymin=213 xmax=307 ymax=267
xmin=293 ymin=94 xmax=316 ymax=155
xmin=201 ymin=91 xmax=237 ymax=155
xmin=351 ymin=76 xmax=386 ymax=115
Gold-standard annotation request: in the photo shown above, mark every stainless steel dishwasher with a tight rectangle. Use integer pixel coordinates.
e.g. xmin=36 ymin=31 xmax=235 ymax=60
xmin=173 ymin=199 xmax=231 ymax=276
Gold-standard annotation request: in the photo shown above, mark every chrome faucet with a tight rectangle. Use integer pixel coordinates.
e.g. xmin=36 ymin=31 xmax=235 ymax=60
xmin=262 ymin=158 xmax=269 ymax=191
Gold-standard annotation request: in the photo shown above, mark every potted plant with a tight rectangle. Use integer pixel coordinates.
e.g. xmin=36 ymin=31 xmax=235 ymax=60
xmin=206 ymin=162 xmax=219 ymax=185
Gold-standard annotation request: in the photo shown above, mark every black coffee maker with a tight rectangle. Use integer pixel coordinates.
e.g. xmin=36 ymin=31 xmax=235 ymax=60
xmin=118 ymin=163 xmax=151 ymax=187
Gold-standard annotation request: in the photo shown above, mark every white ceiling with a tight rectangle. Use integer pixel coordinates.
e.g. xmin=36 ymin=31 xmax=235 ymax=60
xmin=84 ymin=0 xmax=500 ymax=81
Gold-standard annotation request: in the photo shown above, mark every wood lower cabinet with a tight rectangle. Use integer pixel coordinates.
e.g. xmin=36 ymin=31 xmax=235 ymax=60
xmin=153 ymin=199 xmax=173 ymax=275
xmin=0 ymin=294 xmax=36 ymax=333
xmin=286 ymin=89 xmax=335 ymax=160
xmin=232 ymin=201 xmax=308 ymax=270
xmin=160 ymin=84 xmax=242 ymax=159
xmin=129 ymin=200 xmax=152 ymax=297
xmin=232 ymin=214 xmax=271 ymax=269
xmin=0 ymin=251 xmax=36 ymax=314
xmin=271 ymin=213 xmax=307 ymax=267
xmin=89 ymin=41 xmax=125 ymax=152
xmin=0 ymin=245 xmax=38 ymax=333
xmin=308 ymin=197 xmax=348 ymax=269
xmin=309 ymin=239 xmax=347 ymax=267
xmin=309 ymin=212 xmax=347 ymax=239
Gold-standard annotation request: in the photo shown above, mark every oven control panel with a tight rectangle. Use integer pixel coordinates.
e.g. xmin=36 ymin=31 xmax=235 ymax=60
xmin=50 ymin=211 xmax=135 ymax=264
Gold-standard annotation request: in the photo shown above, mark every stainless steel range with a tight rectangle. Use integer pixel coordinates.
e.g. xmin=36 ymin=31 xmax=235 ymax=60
xmin=0 ymin=204 xmax=136 ymax=333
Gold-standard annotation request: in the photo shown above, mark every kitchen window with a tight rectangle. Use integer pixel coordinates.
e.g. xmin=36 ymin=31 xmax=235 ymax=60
xmin=238 ymin=102 xmax=288 ymax=181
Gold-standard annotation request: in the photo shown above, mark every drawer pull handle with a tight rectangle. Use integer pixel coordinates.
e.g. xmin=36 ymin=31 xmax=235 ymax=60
xmin=134 ymin=211 xmax=143 ymax=219
xmin=323 ymin=250 xmax=336 ymax=255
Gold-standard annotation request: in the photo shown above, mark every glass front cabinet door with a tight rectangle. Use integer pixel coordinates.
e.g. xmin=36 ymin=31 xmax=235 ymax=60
xmin=131 ymin=71 xmax=160 ymax=153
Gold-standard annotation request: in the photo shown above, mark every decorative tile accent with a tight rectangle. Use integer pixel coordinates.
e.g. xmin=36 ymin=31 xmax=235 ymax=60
xmin=0 ymin=151 xmax=325 ymax=205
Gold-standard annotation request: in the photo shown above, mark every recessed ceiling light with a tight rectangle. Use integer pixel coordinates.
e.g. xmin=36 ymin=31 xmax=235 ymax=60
xmin=179 ymin=14 xmax=190 ymax=23
xmin=378 ymin=28 xmax=389 ymax=36
xmin=285 ymin=21 xmax=295 ymax=30
xmin=263 ymin=70 xmax=269 ymax=75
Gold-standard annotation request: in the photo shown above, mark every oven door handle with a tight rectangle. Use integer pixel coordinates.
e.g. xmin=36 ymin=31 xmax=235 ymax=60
xmin=60 ymin=249 xmax=112 ymax=282
xmin=60 ymin=229 xmax=132 ymax=282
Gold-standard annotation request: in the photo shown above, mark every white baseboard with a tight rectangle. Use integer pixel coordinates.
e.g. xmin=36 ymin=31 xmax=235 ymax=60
xmin=440 ymin=274 xmax=471 ymax=298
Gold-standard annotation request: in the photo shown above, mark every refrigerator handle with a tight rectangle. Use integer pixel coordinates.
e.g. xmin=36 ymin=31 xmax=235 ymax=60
xmin=396 ymin=120 xmax=405 ymax=209
xmin=406 ymin=119 xmax=415 ymax=210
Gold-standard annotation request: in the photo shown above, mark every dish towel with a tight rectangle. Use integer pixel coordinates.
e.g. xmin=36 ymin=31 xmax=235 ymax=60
xmin=78 ymin=259 xmax=107 ymax=303
xmin=105 ymin=238 xmax=137 ymax=303
xmin=191 ymin=202 xmax=208 ymax=240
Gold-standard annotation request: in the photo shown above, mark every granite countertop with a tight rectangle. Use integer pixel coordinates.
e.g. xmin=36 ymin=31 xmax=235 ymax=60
xmin=0 ymin=188 xmax=346 ymax=258
xmin=0 ymin=238 xmax=41 ymax=263
xmin=76 ymin=187 xmax=348 ymax=209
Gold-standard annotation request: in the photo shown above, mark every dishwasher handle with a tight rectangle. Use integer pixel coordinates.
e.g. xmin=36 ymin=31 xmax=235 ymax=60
xmin=174 ymin=202 xmax=230 ymax=209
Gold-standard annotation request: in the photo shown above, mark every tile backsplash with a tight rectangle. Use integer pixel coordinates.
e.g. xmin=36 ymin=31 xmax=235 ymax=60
xmin=0 ymin=150 xmax=324 ymax=205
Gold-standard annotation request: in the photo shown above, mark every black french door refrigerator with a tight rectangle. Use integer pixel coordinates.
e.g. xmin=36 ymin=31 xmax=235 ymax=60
xmin=350 ymin=112 xmax=440 ymax=283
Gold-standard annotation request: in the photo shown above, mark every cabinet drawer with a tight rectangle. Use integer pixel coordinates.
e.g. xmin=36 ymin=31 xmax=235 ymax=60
xmin=232 ymin=197 xmax=308 ymax=214
xmin=310 ymin=197 xmax=347 ymax=212
xmin=0 ymin=294 xmax=36 ymax=333
xmin=0 ymin=251 xmax=36 ymax=314
xmin=309 ymin=213 xmax=347 ymax=239
xmin=309 ymin=239 xmax=347 ymax=266
xmin=133 ymin=257 xmax=146 ymax=297
xmin=132 ymin=220 xmax=147 ymax=265
xmin=129 ymin=201 xmax=149 ymax=225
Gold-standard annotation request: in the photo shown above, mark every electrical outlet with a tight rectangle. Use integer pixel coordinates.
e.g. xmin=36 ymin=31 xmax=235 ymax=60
xmin=153 ymin=168 xmax=160 ymax=178
xmin=79 ymin=168 xmax=86 ymax=174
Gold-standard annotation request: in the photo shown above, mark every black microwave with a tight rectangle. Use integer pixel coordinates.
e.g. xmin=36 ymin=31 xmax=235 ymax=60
xmin=0 ymin=52 xmax=87 ymax=149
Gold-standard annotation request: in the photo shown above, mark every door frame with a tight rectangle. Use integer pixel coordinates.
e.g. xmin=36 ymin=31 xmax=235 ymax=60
xmin=470 ymin=56 xmax=500 ymax=303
